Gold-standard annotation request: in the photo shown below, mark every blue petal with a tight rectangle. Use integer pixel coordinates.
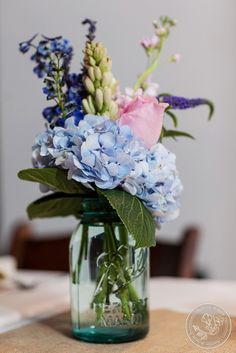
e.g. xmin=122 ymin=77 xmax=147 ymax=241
xmin=99 ymin=132 xmax=115 ymax=149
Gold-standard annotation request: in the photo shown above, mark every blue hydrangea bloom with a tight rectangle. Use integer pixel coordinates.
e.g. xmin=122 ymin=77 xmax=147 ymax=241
xmin=122 ymin=143 xmax=183 ymax=226
xmin=64 ymin=115 xmax=141 ymax=189
xmin=32 ymin=114 xmax=183 ymax=226
xmin=32 ymin=130 xmax=55 ymax=168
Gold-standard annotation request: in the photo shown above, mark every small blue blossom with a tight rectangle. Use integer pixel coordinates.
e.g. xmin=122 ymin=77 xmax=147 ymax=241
xmin=19 ymin=42 xmax=31 ymax=53
xmin=19 ymin=34 xmax=38 ymax=54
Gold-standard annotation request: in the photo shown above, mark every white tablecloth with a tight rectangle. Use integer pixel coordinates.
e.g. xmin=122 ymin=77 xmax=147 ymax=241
xmin=1 ymin=271 xmax=236 ymax=333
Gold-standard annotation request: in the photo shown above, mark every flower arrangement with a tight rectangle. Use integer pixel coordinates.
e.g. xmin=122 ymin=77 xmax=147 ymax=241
xmin=18 ymin=17 xmax=213 ymax=332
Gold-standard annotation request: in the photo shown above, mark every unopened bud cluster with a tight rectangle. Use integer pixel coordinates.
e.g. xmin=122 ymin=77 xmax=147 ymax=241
xmin=82 ymin=42 xmax=118 ymax=119
xmin=153 ymin=16 xmax=177 ymax=38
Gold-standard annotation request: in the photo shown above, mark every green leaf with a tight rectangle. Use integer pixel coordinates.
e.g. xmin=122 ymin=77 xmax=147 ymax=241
xmin=160 ymin=127 xmax=177 ymax=142
xmin=204 ymin=99 xmax=214 ymax=120
xmin=99 ymin=188 xmax=156 ymax=248
xmin=18 ymin=168 xmax=90 ymax=194
xmin=158 ymin=92 xmax=171 ymax=98
xmin=165 ymin=110 xmax=178 ymax=128
xmin=27 ymin=193 xmax=84 ymax=219
xmin=162 ymin=129 xmax=195 ymax=140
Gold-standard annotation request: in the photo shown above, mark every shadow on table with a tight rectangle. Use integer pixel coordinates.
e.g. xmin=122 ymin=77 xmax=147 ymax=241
xmin=40 ymin=311 xmax=147 ymax=349
xmin=42 ymin=311 xmax=72 ymax=338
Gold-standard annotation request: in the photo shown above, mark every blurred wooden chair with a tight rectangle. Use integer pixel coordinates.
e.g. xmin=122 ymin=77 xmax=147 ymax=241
xmin=150 ymin=227 xmax=200 ymax=278
xmin=10 ymin=222 xmax=200 ymax=277
xmin=10 ymin=222 xmax=70 ymax=272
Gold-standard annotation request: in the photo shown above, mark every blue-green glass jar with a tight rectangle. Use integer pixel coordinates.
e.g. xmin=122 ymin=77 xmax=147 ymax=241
xmin=69 ymin=197 xmax=149 ymax=343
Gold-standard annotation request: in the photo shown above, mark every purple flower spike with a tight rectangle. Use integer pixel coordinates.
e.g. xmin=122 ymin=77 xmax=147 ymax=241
xmin=158 ymin=95 xmax=214 ymax=120
xmin=82 ymin=18 xmax=97 ymax=42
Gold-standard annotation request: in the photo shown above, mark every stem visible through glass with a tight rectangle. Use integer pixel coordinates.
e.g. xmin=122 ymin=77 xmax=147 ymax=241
xmin=73 ymin=221 xmax=148 ymax=324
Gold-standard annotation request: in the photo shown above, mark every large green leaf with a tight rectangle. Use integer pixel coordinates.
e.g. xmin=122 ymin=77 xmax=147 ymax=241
xmin=18 ymin=168 xmax=90 ymax=194
xmin=27 ymin=192 xmax=84 ymax=219
xmin=162 ymin=129 xmax=195 ymax=140
xmin=205 ymin=100 xmax=214 ymax=120
xmin=100 ymin=188 xmax=156 ymax=248
xmin=165 ymin=110 xmax=178 ymax=128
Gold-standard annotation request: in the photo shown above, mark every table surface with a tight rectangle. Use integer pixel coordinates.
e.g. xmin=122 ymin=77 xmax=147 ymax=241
xmin=1 ymin=271 xmax=236 ymax=333
xmin=1 ymin=309 xmax=235 ymax=353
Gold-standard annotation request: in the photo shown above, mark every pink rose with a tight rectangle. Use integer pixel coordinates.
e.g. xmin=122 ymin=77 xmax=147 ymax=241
xmin=118 ymin=96 xmax=168 ymax=148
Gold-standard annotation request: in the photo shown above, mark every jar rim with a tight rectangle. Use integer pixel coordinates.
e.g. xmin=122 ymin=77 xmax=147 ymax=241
xmin=78 ymin=196 xmax=121 ymax=223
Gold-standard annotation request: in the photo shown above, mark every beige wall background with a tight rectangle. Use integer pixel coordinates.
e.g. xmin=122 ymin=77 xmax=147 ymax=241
xmin=0 ymin=0 xmax=235 ymax=279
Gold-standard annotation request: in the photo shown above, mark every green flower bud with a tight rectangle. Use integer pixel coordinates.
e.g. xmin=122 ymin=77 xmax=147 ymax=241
xmin=86 ymin=42 xmax=92 ymax=49
xmin=86 ymin=48 xmax=93 ymax=57
xmin=93 ymin=80 xmax=99 ymax=89
xmin=89 ymin=57 xmax=96 ymax=67
xmin=107 ymin=58 xmax=112 ymax=71
xmin=99 ymin=57 xmax=109 ymax=71
xmin=169 ymin=18 xmax=177 ymax=26
xmin=94 ymin=44 xmax=107 ymax=63
xmin=111 ymin=80 xmax=118 ymax=95
xmin=102 ymin=110 xmax=110 ymax=117
xmin=84 ymin=77 xmax=95 ymax=94
xmin=103 ymin=87 xmax=111 ymax=107
xmin=94 ymin=46 xmax=102 ymax=62
xmin=102 ymin=72 xmax=113 ymax=87
xmin=95 ymin=88 xmax=103 ymax=111
xmin=82 ymin=41 xmax=118 ymax=117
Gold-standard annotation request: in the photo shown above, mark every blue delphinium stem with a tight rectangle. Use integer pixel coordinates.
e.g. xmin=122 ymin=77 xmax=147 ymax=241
xmin=92 ymin=223 xmax=138 ymax=323
xmin=19 ymin=34 xmax=84 ymax=127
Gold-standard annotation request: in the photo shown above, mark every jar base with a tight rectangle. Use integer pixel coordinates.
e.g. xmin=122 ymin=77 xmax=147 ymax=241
xmin=72 ymin=326 xmax=149 ymax=343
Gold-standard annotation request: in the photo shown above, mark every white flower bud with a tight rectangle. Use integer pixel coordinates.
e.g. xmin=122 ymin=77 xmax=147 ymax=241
xmin=109 ymin=101 xmax=118 ymax=120
xmin=156 ymin=27 xmax=167 ymax=36
xmin=95 ymin=89 xmax=103 ymax=111
xmin=94 ymin=66 xmax=102 ymax=81
xmin=87 ymin=96 xmax=96 ymax=114
xmin=87 ymin=95 xmax=96 ymax=114
xmin=88 ymin=67 xmax=95 ymax=82
xmin=169 ymin=53 xmax=181 ymax=63
xmin=84 ymin=77 xmax=95 ymax=94
xmin=82 ymin=99 xmax=92 ymax=114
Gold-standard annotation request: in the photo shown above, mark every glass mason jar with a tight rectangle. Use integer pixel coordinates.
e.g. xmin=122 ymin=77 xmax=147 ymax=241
xmin=69 ymin=197 xmax=149 ymax=343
